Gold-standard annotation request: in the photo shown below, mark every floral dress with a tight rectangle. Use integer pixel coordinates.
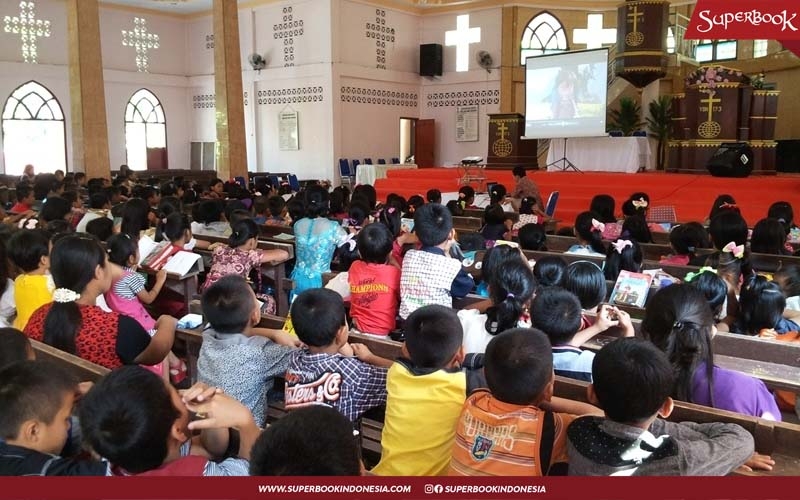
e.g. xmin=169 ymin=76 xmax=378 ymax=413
xmin=291 ymin=217 xmax=347 ymax=294
xmin=202 ymin=245 xmax=276 ymax=315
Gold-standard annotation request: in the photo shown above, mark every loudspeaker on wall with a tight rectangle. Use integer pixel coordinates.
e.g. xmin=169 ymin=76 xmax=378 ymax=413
xmin=420 ymin=44 xmax=443 ymax=77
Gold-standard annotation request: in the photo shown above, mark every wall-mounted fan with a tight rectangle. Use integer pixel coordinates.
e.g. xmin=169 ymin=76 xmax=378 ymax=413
xmin=476 ymin=50 xmax=493 ymax=73
xmin=249 ymin=53 xmax=267 ymax=71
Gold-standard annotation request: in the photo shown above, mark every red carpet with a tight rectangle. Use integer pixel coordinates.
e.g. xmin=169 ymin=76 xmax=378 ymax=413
xmin=374 ymin=169 xmax=800 ymax=226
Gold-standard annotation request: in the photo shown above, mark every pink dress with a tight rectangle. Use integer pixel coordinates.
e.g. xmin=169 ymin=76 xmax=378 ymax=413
xmin=202 ymin=245 xmax=276 ymax=315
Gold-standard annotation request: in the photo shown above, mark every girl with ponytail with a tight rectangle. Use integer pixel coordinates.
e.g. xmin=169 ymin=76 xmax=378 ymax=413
xmin=642 ymin=284 xmax=780 ymax=420
xmin=566 ymin=211 xmax=606 ymax=257
xmin=23 ymin=234 xmax=175 ymax=370
xmin=458 ymin=257 xmax=535 ymax=354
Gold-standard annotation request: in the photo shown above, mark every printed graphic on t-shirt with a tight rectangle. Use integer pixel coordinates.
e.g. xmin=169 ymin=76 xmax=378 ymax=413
xmin=351 ymin=276 xmax=390 ymax=307
xmin=284 ymin=371 xmax=342 ymax=409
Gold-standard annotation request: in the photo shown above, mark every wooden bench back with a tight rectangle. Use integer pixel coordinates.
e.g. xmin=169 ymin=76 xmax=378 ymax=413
xmin=30 ymin=339 xmax=109 ymax=382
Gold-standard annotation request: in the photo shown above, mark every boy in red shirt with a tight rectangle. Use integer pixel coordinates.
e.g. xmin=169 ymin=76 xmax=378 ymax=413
xmin=348 ymin=224 xmax=401 ymax=335
xmin=9 ymin=184 xmax=34 ymax=214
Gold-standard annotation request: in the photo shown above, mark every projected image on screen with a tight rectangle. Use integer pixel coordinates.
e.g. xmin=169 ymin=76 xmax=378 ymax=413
xmin=524 ymin=49 xmax=609 ymax=139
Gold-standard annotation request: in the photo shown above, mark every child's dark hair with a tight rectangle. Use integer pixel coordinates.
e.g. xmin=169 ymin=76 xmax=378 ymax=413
xmin=519 ymin=197 xmax=537 ymax=215
xmin=688 ymin=271 xmax=727 ymax=320
xmin=669 ymin=222 xmax=709 ymax=258
xmin=160 ymin=181 xmax=179 ymax=197
xmin=106 ymin=233 xmax=138 ymax=267
xmin=563 ymin=260 xmax=606 ymax=310
xmin=304 ymin=185 xmax=330 ymax=218
xmin=14 ymin=184 xmax=32 ymax=202
xmin=8 ymin=229 xmax=50 ymax=272
xmin=79 ymin=366 xmax=180 ymax=474
xmin=404 ymin=305 xmax=463 ymax=369
xmin=485 ymin=328 xmax=553 ymax=405
xmin=352 ymin=185 xmax=377 ymax=210
xmin=590 ymin=194 xmax=616 ymax=223
xmin=603 ymin=239 xmax=642 ymax=282
xmin=531 ymin=287 xmax=582 ymax=345
xmin=252 ymin=196 xmax=268 ymax=217
xmin=458 ymin=186 xmax=475 ymax=206
xmin=328 ymin=189 xmax=345 ymax=215
xmin=445 ymin=200 xmax=464 ymax=217
xmin=346 ymin=202 xmax=369 ymax=229
xmin=533 ymin=256 xmax=567 ymax=288
xmin=85 ymin=217 xmax=114 ymax=242
xmin=45 ymin=219 xmax=73 ymax=237
xmin=89 ymin=193 xmax=109 ymax=210
xmin=192 ymin=200 xmax=224 ymax=224
xmin=483 ymin=204 xmax=506 ymax=227
xmin=736 ymin=275 xmax=785 ymax=335
xmin=768 ymin=201 xmax=794 ymax=235
xmin=286 ymin=198 xmax=305 ymax=225
xmin=480 ymin=245 xmax=523 ymax=285
xmin=120 ymin=198 xmax=151 ymax=240
xmin=43 ymin=235 xmax=107 ymax=355
xmin=39 ymin=196 xmax=71 ymax=223
xmin=592 ymin=338 xmax=674 ymax=424
xmin=621 ymin=214 xmax=653 ymax=244
xmin=157 ymin=197 xmax=182 ymax=218
xmin=774 ymin=265 xmax=800 ymax=299
xmin=0 ymin=361 xmax=76 ymax=440
xmin=202 ymin=275 xmax=256 ymax=334
xmin=708 ymin=194 xmax=738 ymax=221
xmin=750 ymin=218 xmax=786 ymax=255
xmin=224 ymin=200 xmax=249 ymax=223
xmin=357 ymin=223 xmax=393 ymax=264
xmin=518 ymin=223 xmax=546 ymax=251
xmin=426 ymin=188 xmax=442 ymax=204
xmin=267 ymin=196 xmax=285 ymax=219
xmin=458 ymin=232 xmax=486 ymax=252
xmin=413 ymin=203 xmax=453 ymax=247
xmin=378 ymin=201 xmax=402 ymax=237
xmin=249 ymin=406 xmax=360 ymax=476
xmin=229 ymin=218 xmax=259 ymax=248
xmin=155 ymin=212 xmax=190 ymax=244
xmin=485 ymin=259 xmax=536 ymax=336
xmin=641 ymin=284 xmax=715 ymax=406
xmin=573 ymin=211 xmax=606 ymax=254
xmin=0 ymin=328 xmax=31 ymax=371
xmin=489 ymin=184 xmax=507 ymax=205
xmin=405 ymin=195 xmax=424 ymax=218
xmin=706 ymin=211 xmax=752 ymax=279
xmin=290 ymin=289 xmax=346 ymax=347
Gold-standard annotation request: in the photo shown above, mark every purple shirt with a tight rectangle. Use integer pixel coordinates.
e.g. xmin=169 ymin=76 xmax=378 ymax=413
xmin=691 ymin=363 xmax=781 ymax=421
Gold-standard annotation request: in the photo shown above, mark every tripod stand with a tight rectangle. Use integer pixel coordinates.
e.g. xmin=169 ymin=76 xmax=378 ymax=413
xmin=545 ymin=137 xmax=581 ymax=172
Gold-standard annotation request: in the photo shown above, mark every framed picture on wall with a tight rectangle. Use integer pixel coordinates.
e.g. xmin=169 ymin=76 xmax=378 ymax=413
xmin=279 ymin=111 xmax=299 ymax=150
xmin=456 ymin=105 xmax=479 ymax=142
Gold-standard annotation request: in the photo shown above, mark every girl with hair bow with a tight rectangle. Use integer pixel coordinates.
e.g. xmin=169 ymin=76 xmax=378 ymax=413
xmin=603 ymin=239 xmax=642 ymax=282
xmin=565 ymin=212 xmax=607 ymax=257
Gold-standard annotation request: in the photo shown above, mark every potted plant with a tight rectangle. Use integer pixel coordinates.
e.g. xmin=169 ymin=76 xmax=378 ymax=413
xmin=646 ymin=95 xmax=672 ymax=171
xmin=608 ymin=97 xmax=644 ymax=136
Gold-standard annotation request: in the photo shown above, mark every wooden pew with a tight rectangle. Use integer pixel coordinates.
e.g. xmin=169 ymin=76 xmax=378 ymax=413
xmin=193 ymin=233 xmax=295 ymax=316
xmin=451 ymin=216 xmax=483 ymax=233
xmin=30 ymin=339 xmax=109 ymax=382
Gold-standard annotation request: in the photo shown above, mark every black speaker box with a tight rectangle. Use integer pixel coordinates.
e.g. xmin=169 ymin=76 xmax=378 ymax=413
xmin=706 ymin=142 xmax=754 ymax=178
xmin=420 ymin=44 xmax=443 ymax=77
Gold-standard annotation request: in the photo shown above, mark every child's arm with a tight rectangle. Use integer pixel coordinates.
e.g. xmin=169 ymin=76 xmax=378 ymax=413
xmin=539 ymin=396 xmax=603 ymax=416
xmin=351 ymin=343 xmax=393 ymax=368
xmin=252 ymin=327 xmax=302 ymax=347
xmin=570 ymin=305 xmax=619 ymax=347
xmin=136 ymin=269 xmax=167 ymax=305
xmin=185 ymin=390 xmax=262 ymax=461
xmin=132 ymin=315 xmax=177 ymax=366
xmin=193 ymin=239 xmax=212 ymax=250
xmin=259 ymin=248 xmax=290 ymax=264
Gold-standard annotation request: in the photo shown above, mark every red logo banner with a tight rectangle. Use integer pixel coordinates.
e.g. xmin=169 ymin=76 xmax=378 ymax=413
xmin=685 ymin=0 xmax=800 ymax=57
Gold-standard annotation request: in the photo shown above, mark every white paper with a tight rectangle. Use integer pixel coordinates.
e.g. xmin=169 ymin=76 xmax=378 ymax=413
xmin=137 ymin=235 xmax=158 ymax=266
xmin=163 ymin=251 xmax=202 ymax=277
xmin=272 ymin=232 xmax=295 ymax=241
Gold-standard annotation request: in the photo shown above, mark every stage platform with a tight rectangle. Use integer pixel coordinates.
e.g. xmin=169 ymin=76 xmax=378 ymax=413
xmin=374 ymin=168 xmax=800 ymax=227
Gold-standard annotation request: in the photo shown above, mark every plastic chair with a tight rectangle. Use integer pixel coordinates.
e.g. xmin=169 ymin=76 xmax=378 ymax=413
xmin=608 ymin=130 xmax=624 ymax=137
xmin=632 ymin=130 xmax=648 ymax=137
xmin=545 ymin=191 xmax=559 ymax=218
xmin=391 ymin=157 xmax=400 ymax=164
xmin=268 ymin=175 xmax=280 ymax=189
xmin=339 ymin=158 xmax=354 ymax=188
xmin=288 ymin=174 xmax=300 ymax=192
xmin=364 ymin=158 xmax=373 ymax=165
xmin=377 ymin=158 xmax=386 ymax=164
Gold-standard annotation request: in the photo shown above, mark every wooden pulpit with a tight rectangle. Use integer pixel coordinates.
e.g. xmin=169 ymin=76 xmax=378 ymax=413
xmin=486 ymin=113 xmax=538 ymax=170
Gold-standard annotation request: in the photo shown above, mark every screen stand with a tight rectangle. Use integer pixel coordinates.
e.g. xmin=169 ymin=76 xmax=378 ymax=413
xmin=545 ymin=138 xmax=581 ymax=173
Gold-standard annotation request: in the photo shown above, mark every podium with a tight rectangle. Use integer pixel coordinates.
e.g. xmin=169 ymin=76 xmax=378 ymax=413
xmin=486 ymin=113 xmax=538 ymax=170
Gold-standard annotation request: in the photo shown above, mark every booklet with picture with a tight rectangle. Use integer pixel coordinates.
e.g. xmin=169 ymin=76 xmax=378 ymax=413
xmin=401 ymin=218 xmax=415 ymax=234
xmin=610 ymin=270 xmax=653 ymax=309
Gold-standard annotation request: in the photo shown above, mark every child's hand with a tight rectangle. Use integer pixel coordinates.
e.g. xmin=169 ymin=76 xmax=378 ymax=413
xmin=504 ymin=219 xmax=514 ymax=231
xmin=738 ymin=452 xmax=775 ymax=472
xmin=351 ymin=343 xmax=374 ymax=362
xmin=614 ymin=308 xmax=635 ymax=337
xmin=181 ymin=382 xmax=223 ymax=405
xmin=338 ymin=343 xmax=354 ymax=357
xmin=186 ymin=392 xmax=255 ymax=431
xmin=155 ymin=269 xmax=167 ymax=285
xmin=270 ymin=330 xmax=302 ymax=348
xmin=75 ymin=381 xmax=94 ymax=400
xmin=596 ymin=304 xmax=620 ymax=332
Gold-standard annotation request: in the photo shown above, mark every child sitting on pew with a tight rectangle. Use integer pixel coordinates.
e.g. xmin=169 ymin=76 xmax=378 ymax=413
xmin=265 ymin=196 xmax=289 ymax=226
xmin=532 ymin=287 xmax=633 ymax=382
xmin=660 ymin=222 xmax=710 ymax=266
xmin=198 ymin=275 xmax=297 ymax=427
xmin=0 ymin=361 xmax=109 ymax=476
xmin=8 ymin=229 xmax=53 ymax=330
xmin=562 ymin=260 xmax=607 ymax=329
xmin=0 ymin=328 xmax=32 ymax=370
xmin=399 ymin=204 xmax=474 ymax=319
xmin=285 ymin=289 xmax=391 ymax=422
xmin=602 ymin=239 xmax=642 ymax=282
xmin=450 ymin=328 xmax=601 ymax=476
xmin=373 ymin=305 xmax=481 ymax=476
xmin=567 ymin=338 xmax=771 ymax=475
xmin=201 ymin=218 xmax=289 ymax=315
xmin=348 ymin=224 xmax=401 ymax=336
xmin=80 ymin=366 xmax=260 ymax=476
xmin=565 ymin=212 xmax=606 ymax=257
xmin=249 ymin=406 xmax=362 ymax=476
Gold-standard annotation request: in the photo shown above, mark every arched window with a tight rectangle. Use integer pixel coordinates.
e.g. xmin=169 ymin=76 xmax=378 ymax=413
xmin=125 ymin=88 xmax=167 ymax=170
xmin=520 ymin=12 xmax=568 ymax=65
xmin=1 ymin=81 xmax=67 ymax=175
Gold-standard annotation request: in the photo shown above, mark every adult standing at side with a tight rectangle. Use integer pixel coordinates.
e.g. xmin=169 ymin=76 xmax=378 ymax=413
xmin=508 ymin=166 xmax=544 ymax=214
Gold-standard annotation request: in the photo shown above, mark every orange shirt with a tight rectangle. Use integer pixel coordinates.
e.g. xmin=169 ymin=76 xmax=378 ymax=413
xmin=449 ymin=390 xmax=574 ymax=476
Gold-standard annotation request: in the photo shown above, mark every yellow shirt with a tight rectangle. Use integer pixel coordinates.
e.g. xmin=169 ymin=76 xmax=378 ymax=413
xmin=13 ymin=274 xmax=54 ymax=330
xmin=372 ymin=362 xmax=466 ymax=476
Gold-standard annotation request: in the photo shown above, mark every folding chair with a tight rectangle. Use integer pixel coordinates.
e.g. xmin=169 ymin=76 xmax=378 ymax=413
xmin=377 ymin=158 xmax=386 ymax=164
xmin=391 ymin=158 xmax=400 ymax=164
xmin=338 ymin=159 xmax=355 ymax=188
xmin=545 ymin=191 xmax=559 ymax=218
xmin=288 ymin=174 xmax=300 ymax=192
xmin=364 ymin=158 xmax=373 ymax=165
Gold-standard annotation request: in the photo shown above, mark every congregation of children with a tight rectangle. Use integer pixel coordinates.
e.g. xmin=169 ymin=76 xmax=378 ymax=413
xmin=3 ymin=163 xmax=799 ymax=478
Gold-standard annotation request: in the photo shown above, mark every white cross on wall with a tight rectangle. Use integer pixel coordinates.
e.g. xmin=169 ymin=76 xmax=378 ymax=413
xmin=445 ymin=15 xmax=480 ymax=72
xmin=572 ymin=13 xmax=616 ymax=50
xmin=3 ymin=1 xmax=51 ymax=64
xmin=122 ymin=17 xmax=159 ymax=73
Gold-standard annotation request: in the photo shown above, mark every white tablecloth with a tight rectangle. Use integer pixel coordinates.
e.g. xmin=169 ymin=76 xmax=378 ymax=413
xmin=355 ymin=164 xmax=417 ymax=185
xmin=545 ymin=137 xmax=651 ymax=173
